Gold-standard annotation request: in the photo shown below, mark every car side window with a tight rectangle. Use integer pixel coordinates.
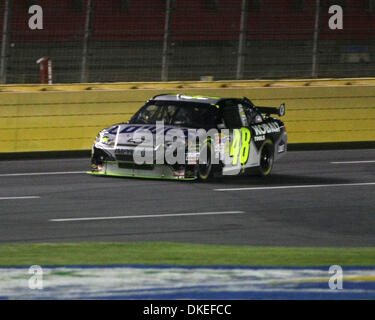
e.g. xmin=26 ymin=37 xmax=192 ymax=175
xmin=220 ymin=100 xmax=241 ymax=129
xmin=132 ymin=104 xmax=162 ymax=124
xmin=244 ymin=105 xmax=263 ymax=124
xmin=199 ymin=105 xmax=220 ymax=129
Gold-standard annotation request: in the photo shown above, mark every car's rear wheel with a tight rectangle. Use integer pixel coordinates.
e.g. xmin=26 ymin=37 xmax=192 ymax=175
xmin=258 ymin=140 xmax=274 ymax=176
xmin=197 ymin=141 xmax=213 ymax=181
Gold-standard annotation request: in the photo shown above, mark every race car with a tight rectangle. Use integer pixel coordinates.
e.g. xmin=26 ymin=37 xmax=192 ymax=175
xmin=89 ymin=94 xmax=287 ymax=181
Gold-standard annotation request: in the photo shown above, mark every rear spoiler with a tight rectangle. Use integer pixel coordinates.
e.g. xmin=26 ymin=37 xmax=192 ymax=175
xmin=255 ymin=103 xmax=286 ymax=117
xmin=242 ymin=97 xmax=285 ymax=117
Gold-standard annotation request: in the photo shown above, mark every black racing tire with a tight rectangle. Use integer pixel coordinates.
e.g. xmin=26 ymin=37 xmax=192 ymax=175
xmin=197 ymin=141 xmax=213 ymax=182
xmin=91 ymin=147 xmax=107 ymax=166
xmin=257 ymin=139 xmax=274 ymax=177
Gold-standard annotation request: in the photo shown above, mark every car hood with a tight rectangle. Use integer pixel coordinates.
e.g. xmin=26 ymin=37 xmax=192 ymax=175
xmin=101 ymin=123 xmax=193 ymax=147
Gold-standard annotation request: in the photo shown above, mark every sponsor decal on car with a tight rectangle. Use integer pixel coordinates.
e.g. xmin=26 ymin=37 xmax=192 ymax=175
xmin=187 ymin=152 xmax=199 ymax=165
xmin=173 ymin=170 xmax=185 ymax=179
xmin=252 ymin=122 xmax=280 ymax=136
xmin=115 ymin=148 xmax=133 ymax=155
xmin=109 ymin=125 xmax=190 ymax=138
xmin=254 ymin=135 xmax=266 ymax=142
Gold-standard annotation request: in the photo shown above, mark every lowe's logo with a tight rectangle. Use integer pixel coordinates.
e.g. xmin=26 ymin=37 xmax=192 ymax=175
xmin=109 ymin=125 xmax=188 ymax=137
xmin=252 ymin=122 xmax=280 ymax=136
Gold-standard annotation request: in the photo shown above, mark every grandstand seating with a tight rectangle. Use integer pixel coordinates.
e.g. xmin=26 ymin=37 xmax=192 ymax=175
xmin=4 ymin=0 xmax=375 ymax=42
xmin=1 ymin=0 xmax=375 ymax=83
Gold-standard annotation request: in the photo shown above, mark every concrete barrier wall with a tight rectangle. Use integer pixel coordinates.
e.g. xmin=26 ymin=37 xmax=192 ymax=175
xmin=1 ymin=79 xmax=375 ymax=153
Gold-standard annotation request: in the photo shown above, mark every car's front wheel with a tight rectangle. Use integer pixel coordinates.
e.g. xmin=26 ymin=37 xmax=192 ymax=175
xmin=258 ymin=140 xmax=274 ymax=176
xmin=197 ymin=141 xmax=213 ymax=181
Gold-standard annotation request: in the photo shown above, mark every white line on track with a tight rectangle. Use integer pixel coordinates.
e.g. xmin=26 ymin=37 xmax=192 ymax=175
xmin=215 ymin=182 xmax=375 ymax=192
xmin=50 ymin=211 xmax=245 ymax=222
xmin=0 ymin=196 xmax=40 ymax=200
xmin=0 ymin=171 xmax=86 ymax=177
xmin=330 ymin=160 xmax=375 ymax=164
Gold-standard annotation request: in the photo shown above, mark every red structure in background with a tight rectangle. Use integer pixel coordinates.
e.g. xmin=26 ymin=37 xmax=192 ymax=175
xmin=3 ymin=0 xmax=375 ymax=43
xmin=36 ymin=57 xmax=52 ymax=84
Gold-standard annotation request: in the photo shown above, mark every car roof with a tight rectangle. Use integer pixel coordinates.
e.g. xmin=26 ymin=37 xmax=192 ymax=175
xmin=151 ymin=94 xmax=224 ymax=105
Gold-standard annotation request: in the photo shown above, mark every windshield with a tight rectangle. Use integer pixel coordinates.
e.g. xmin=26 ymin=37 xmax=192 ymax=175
xmin=129 ymin=101 xmax=220 ymax=129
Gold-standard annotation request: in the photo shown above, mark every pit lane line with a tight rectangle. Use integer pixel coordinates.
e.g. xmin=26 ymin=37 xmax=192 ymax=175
xmin=330 ymin=160 xmax=375 ymax=164
xmin=49 ymin=211 xmax=245 ymax=222
xmin=0 ymin=196 xmax=40 ymax=200
xmin=0 ymin=171 xmax=86 ymax=177
xmin=214 ymin=182 xmax=375 ymax=192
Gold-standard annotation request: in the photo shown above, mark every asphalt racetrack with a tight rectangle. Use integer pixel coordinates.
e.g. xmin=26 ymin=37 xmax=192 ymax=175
xmin=1 ymin=149 xmax=374 ymax=247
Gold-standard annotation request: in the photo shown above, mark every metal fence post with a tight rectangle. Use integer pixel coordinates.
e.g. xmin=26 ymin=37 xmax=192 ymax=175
xmin=161 ymin=0 xmax=172 ymax=82
xmin=0 ymin=0 xmax=11 ymax=84
xmin=312 ymin=0 xmax=320 ymax=78
xmin=81 ymin=0 xmax=93 ymax=83
xmin=236 ymin=0 xmax=248 ymax=80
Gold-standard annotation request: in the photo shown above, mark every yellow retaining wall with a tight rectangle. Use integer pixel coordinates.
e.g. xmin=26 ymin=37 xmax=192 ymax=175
xmin=1 ymin=78 xmax=375 ymax=153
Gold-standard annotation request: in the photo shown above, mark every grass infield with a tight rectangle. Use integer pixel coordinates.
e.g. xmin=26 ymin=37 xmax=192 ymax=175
xmin=0 ymin=242 xmax=374 ymax=267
